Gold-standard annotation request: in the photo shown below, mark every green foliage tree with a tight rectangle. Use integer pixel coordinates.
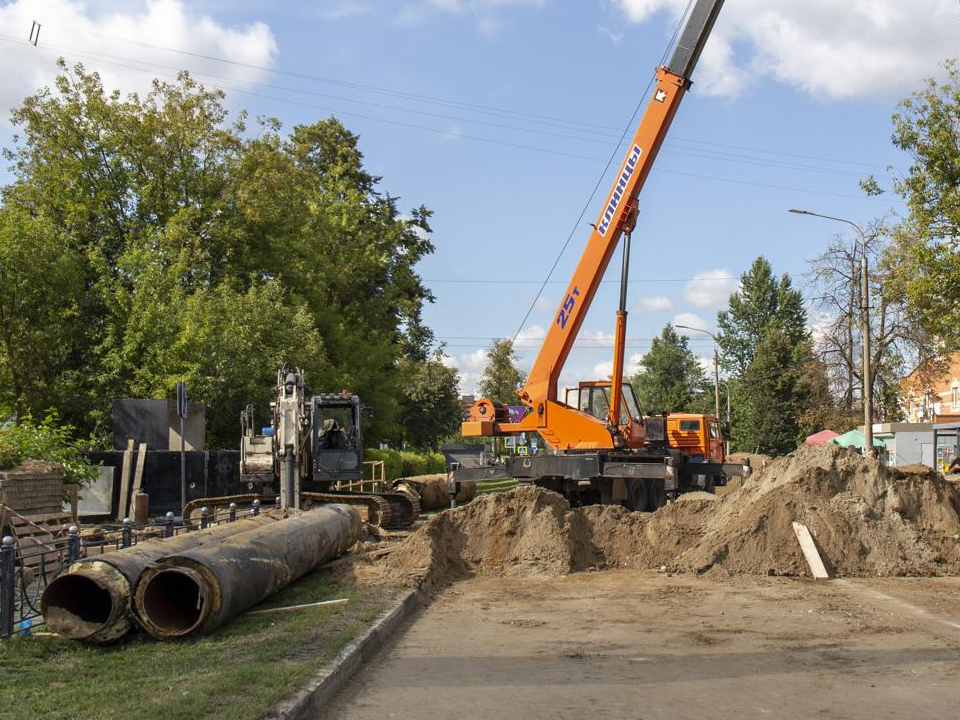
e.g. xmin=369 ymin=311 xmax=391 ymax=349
xmin=716 ymin=257 xmax=824 ymax=454
xmin=716 ymin=257 xmax=807 ymax=376
xmin=0 ymin=206 xmax=84 ymax=417
xmin=733 ymin=331 xmax=814 ymax=454
xmin=396 ymin=351 xmax=462 ymax=451
xmin=0 ymin=62 xmax=438 ymax=447
xmin=877 ymin=61 xmax=960 ymax=349
xmin=478 ymin=340 xmax=525 ymax=405
xmin=631 ymin=325 xmax=710 ymax=414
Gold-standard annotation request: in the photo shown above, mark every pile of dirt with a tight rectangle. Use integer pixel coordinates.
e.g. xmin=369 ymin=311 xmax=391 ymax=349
xmin=677 ymin=446 xmax=960 ymax=577
xmin=375 ymin=444 xmax=960 ymax=585
xmin=380 ymin=487 xmax=575 ymax=586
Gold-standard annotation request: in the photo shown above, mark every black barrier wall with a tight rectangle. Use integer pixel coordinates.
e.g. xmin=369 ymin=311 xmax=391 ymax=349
xmin=88 ymin=451 xmax=245 ymax=516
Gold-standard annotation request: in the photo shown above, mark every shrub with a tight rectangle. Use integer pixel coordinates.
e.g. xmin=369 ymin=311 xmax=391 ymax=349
xmin=0 ymin=413 xmax=99 ymax=484
xmin=364 ymin=448 xmax=447 ymax=481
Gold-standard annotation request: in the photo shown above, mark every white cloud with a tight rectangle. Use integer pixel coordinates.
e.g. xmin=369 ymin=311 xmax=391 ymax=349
xmin=593 ymin=359 xmax=614 ymax=380
xmin=638 ymin=295 xmax=674 ymax=312
xmin=695 ymin=355 xmax=714 ymax=376
xmin=598 ymin=25 xmax=623 ymax=44
xmin=684 ymin=270 xmax=739 ymax=308
xmin=807 ymin=307 xmax=834 ymax=347
xmin=439 ymin=353 xmax=458 ymax=369
xmin=515 ymin=324 xmax=546 ymax=342
xmin=0 ymin=0 xmax=278 ymax=120
xmin=673 ymin=313 xmax=711 ymax=336
xmin=460 ymin=348 xmax=488 ymax=370
xmin=582 ymin=330 xmax=616 ymax=347
xmin=611 ymin=0 xmax=956 ymax=100
xmin=592 ymin=352 xmax=643 ymax=381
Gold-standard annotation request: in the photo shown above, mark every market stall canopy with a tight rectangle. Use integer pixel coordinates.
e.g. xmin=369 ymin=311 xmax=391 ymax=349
xmin=829 ymin=429 xmax=884 ymax=450
xmin=805 ymin=429 xmax=840 ymax=445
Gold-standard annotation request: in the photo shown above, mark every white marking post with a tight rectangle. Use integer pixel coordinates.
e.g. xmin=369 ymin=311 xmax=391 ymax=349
xmin=792 ymin=521 xmax=830 ymax=580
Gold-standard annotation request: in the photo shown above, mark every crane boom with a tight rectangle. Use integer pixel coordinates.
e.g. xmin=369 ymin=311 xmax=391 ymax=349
xmin=464 ymin=0 xmax=725 ymax=451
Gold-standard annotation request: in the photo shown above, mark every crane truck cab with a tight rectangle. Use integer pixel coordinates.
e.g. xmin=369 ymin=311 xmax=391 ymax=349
xmin=666 ymin=413 xmax=725 ymax=464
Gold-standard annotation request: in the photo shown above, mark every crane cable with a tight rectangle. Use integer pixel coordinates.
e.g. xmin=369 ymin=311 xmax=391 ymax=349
xmin=509 ymin=0 xmax=697 ymax=344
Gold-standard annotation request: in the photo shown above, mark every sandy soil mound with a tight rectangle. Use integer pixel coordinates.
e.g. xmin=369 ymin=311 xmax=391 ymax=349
xmin=381 ymin=487 xmax=576 ymax=585
xmin=377 ymin=445 xmax=960 ymax=585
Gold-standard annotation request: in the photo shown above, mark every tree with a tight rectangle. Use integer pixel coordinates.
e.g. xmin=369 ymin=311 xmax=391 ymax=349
xmin=878 ymin=61 xmax=960 ymax=350
xmin=478 ymin=340 xmax=525 ymax=405
xmin=0 ymin=207 xmax=84 ymax=417
xmin=716 ymin=257 xmax=807 ymax=377
xmin=733 ymin=330 xmax=813 ymax=454
xmin=396 ymin=352 xmax=462 ymax=450
xmin=631 ymin=325 xmax=710 ymax=414
xmin=0 ymin=62 xmax=438 ymax=447
xmin=807 ymin=222 xmax=929 ymax=422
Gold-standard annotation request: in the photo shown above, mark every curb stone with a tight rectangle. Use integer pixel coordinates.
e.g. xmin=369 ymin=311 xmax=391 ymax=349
xmin=265 ymin=588 xmax=421 ymax=720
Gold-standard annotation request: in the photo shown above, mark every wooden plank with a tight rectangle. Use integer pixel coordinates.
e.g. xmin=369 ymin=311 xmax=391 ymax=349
xmin=128 ymin=442 xmax=148 ymax=520
xmin=792 ymin=521 xmax=830 ymax=580
xmin=116 ymin=438 xmax=135 ymax=521
xmin=65 ymin=484 xmax=79 ymax=523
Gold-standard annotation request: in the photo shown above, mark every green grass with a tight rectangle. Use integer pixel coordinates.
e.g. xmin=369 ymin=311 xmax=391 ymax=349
xmin=0 ymin=570 xmax=394 ymax=720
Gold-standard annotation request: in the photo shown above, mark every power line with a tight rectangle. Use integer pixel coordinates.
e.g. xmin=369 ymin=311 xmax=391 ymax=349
xmin=0 ymin=34 xmax=894 ymax=184
xmin=0 ymin=9 xmax=617 ymax=134
xmin=0 ymin=10 xmax=904 ymax=174
xmin=424 ymin=276 xmax=737 ymax=284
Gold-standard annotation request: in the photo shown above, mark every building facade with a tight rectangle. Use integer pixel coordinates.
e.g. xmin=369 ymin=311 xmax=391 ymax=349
xmin=900 ymin=354 xmax=960 ymax=423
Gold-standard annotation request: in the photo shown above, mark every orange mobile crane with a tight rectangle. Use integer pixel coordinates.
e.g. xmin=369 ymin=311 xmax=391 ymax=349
xmin=457 ymin=0 xmax=750 ymax=510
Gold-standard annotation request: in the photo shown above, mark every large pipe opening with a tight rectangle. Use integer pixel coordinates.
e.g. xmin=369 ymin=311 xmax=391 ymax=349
xmin=42 ymin=574 xmax=115 ymax=638
xmin=139 ymin=569 xmax=205 ymax=636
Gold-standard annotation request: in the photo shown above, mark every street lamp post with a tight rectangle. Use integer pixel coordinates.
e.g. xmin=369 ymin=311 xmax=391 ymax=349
xmin=675 ymin=324 xmax=721 ymax=420
xmin=675 ymin=324 xmax=727 ymax=453
xmin=789 ymin=209 xmax=874 ymax=456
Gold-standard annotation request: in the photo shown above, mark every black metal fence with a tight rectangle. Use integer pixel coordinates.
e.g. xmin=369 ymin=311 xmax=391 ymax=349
xmin=0 ymin=497 xmax=278 ymax=639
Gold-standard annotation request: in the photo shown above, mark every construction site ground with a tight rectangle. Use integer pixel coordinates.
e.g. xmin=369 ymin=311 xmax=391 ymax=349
xmin=321 ymin=570 xmax=960 ymax=720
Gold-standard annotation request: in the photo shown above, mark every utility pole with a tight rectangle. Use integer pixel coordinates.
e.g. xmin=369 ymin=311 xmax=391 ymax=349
xmin=789 ymin=209 xmax=874 ymax=456
xmin=713 ymin=346 xmax=721 ymax=421
xmin=861 ymin=252 xmax=874 ymax=454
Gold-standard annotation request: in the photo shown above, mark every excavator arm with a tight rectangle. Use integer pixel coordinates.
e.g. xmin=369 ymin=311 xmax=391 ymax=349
xmin=464 ymin=0 xmax=725 ymax=451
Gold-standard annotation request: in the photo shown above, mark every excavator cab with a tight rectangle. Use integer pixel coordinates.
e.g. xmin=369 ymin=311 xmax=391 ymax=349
xmin=311 ymin=393 xmax=363 ymax=483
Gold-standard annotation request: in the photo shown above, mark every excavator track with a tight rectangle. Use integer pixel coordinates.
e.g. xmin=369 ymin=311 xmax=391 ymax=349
xmin=379 ymin=490 xmax=420 ymax=528
xmin=301 ymin=492 xmax=393 ymax=528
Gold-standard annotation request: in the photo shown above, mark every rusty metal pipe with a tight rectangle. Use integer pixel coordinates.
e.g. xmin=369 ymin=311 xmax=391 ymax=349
xmin=135 ymin=504 xmax=361 ymax=640
xmin=41 ymin=513 xmax=281 ymax=644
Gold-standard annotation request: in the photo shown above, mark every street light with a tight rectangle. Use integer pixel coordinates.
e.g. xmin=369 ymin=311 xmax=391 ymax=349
xmin=675 ymin=323 xmax=725 ymax=432
xmin=789 ymin=208 xmax=874 ymax=456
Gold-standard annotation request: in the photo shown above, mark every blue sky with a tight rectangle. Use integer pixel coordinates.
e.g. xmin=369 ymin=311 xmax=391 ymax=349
xmin=0 ymin=0 xmax=956 ymax=394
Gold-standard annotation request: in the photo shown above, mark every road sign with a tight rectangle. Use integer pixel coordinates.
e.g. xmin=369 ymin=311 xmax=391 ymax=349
xmin=176 ymin=381 xmax=188 ymax=419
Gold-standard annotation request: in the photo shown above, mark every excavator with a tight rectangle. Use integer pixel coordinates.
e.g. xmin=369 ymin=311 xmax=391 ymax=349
xmin=184 ymin=366 xmax=420 ymax=528
xmin=457 ymin=0 xmax=749 ymax=511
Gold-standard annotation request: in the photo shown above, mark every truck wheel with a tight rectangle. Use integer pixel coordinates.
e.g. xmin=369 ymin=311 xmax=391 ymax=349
xmin=703 ymin=476 xmax=716 ymax=493
xmin=647 ymin=479 xmax=667 ymax=511
xmin=625 ymin=479 xmax=649 ymax=512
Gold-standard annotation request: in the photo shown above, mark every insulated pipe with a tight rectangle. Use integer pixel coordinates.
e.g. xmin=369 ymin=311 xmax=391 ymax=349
xmin=41 ymin=513 xmax=282 ymax=644
xmin=135 ymin=504 xmax=361 ymax=640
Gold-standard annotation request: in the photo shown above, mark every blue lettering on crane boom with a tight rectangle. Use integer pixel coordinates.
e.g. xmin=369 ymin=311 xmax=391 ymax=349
xmin=597 ymin=144 xmax=643 ymax=236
